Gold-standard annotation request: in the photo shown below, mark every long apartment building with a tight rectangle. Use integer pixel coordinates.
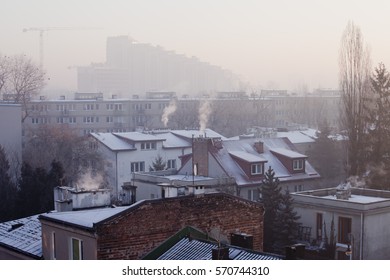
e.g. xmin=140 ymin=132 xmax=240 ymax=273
xmin=22 ymin=90 xmax=341 ymax=140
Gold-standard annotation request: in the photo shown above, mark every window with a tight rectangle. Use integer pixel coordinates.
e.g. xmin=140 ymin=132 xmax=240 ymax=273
xmin=71 ymin=238 xmax=83 ymax=260
xmin=338 ymin=216 xmax=352 ymax=244
xmin=131 ymin=161 xmax=145 ymax=172
xmin=114 ymin=103 xmax=122 ymax=111
xmin=51 ymin=232 xmax=56 ymax=260
xmin=84 ymin=104 xmax=94 ymax=110
xmin=83 ymin=116 xmax=95 ymax=123
xmin=316 ymin=213 xmax=323 ymax=241
xmin=251 ymin=163 xmax=263 ymax=175
xmin=294 ymin=185 xmax=303 ymax=192
xmin=106 ymin=116 xmax=113 ymax=123
xmin=247 ymin=189 xmax=260 ymax=201
xmin=141 ymin=142 xmax=156 ymax=150
xmin=167 ymin=159 xmax=176 ymax=169
xmin=293 ymin=159 xmax=304 ymax=170
xmin=69 ymin=117 xmax=76 ymax=124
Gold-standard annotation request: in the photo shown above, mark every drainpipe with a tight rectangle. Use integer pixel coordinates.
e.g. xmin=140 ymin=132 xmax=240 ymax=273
xmin=115 ymin=151 xmax=119 ymax=201
xmin=360 ymin=212 xmax=364 ymax=260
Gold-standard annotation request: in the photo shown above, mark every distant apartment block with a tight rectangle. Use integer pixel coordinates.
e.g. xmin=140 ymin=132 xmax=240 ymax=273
xmin=78 ymin=36 xmax=240 ymax=96
xmin=21 ymin=90 xmax=341 ymax=141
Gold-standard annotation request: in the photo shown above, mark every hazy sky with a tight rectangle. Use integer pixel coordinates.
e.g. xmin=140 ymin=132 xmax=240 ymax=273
xmin=2 ymin=0 xmax=390 ymax=93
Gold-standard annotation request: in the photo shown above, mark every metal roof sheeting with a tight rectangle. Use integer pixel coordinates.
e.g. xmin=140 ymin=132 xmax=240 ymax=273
xmin=157 ymin=237 xmax=282 ymax=260
xmin=0 ymin=215 xmax=42 ymax=259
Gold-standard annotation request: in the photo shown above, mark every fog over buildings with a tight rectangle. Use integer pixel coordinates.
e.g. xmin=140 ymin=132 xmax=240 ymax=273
xmin=4 ymin=0 xmax=390 ymax=264
xmin=3 ymin=1 xmax=390 ymax=94
xmin=78 ymin=36 xmax=240 ymax=96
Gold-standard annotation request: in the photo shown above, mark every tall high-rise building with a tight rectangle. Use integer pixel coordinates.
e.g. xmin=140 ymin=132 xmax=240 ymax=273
xmin=78 ymin=36 xmax=240 ymax=97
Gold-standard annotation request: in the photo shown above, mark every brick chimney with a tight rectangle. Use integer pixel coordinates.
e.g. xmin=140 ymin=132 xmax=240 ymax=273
xmin=192 ymin=137 xmax=212 ymax=177
xmin=254 ymin=141 xmax=264 ymax=153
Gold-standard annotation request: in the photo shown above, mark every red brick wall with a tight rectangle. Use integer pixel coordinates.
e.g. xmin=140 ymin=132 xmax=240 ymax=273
xmin=96 ymin=193 xmax=264 ymax=259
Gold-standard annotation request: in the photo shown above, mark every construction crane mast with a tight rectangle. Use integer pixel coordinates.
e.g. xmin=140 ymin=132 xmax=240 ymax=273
xmin=22 ymin=27 xmax=102 ymax=70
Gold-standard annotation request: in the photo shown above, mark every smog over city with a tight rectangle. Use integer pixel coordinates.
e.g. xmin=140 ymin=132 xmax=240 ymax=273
xmin=2 ymin=0 xmax=390 ymax=269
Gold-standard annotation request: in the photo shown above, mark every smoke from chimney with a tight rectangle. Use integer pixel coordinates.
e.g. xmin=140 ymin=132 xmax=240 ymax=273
xmin=74 ymin=169 xmax=105 ymax=191
xmin=198 ymin=99 xmax=212 ymax=133
xmin=161 ymin=99 xmax=177 ymax=127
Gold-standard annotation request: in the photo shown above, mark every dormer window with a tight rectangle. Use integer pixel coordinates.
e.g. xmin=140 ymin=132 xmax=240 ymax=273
xmin=141 ymin=142 xmax=156 ymax=150
xmin=228 ymin=151 xmax=267 ymax=178
xmin=251 ymin=163 xmax=263 ymax=175
xmin=293 ymin=159 xmax=304 ymax=171
xmin=270 ymin=148 xmax=307 ymax=174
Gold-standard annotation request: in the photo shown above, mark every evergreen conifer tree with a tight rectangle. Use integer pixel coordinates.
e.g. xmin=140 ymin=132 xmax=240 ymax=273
xmin=149 ymin=154 xmax=166 ymax=171
xmin=0 ymin=145 xmax=17 ymax=222
xmin=261 ymin=166 xmax=282 ymax=252
xmin=273 ymin=190 xmax=301 ymax=253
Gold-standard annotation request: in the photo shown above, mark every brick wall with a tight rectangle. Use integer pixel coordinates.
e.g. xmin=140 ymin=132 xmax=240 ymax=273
xmin=96 ymin=193 xmax=264 ymax=259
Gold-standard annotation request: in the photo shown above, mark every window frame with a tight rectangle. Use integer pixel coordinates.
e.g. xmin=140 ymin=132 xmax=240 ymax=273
xmin=293 ymin=159 xmax=304 ymax=170
xmin=338 ymin=216 xmax=352 ymax=244
xmin=71 ymin=238 xmax=83 ymax=260
xmin=251 ymin=163 xmax=263 ymax=175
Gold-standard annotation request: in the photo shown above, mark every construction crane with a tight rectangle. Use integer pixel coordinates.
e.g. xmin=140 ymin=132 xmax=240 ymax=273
xmin=22 ymin=27 xmax=102 ymax=70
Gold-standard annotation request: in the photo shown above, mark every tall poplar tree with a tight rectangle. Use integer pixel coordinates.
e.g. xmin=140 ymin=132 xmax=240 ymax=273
xmin=339 ymin=21 xmax=372 ymax=177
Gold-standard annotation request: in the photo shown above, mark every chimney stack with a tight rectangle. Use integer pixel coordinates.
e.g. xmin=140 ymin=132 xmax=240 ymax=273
xmin=212 ymin=247 xmax=230 ymax=260
xmin=192 ymin=137 xmax=212 ymax=177
xmin=254 ymin=141 xmax=264 ymax=154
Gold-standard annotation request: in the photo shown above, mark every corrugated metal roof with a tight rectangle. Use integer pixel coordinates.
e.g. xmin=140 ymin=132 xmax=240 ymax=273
xmin=157 ymin=237 xmax=282 ymax=260
xmin=0 ymin=215 xmax=42 ymax=258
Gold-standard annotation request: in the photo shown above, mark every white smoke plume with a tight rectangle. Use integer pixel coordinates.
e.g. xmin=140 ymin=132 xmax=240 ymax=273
xmin=198 ymin=99 xmax=212 ymax=133
xmin=161 ymin=99 xmax=177 ymax=127
xmin=74 ymin=169 xmax=105 ymax=191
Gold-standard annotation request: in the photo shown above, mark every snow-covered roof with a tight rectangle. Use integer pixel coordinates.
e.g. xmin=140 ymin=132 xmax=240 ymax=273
xmin=39 ymin=204 xmax=139 ymax=229
xmin=171 ymin=129 xmax=227 ymax=140
xmin=321 ymin=194 xmax=389 ymax=203
xmin=0 ymin=214 xmax=42 ymax=259
xmin=206 ymin=138 xmax=319 ymax=186
xmin=270 ymin=148 xmax=307 ymax=159
xmin=276 ymin=129 xmax=317 ymax=144
xmin=229 ymin=151 xmax=267 ymax=163
xmin=90 ymin=132 xmax=135 ymax=151
xmin=159 ymin=132 xmax=192 ymax=148
xmin=114 ymin=132 xmax=166 ymax=142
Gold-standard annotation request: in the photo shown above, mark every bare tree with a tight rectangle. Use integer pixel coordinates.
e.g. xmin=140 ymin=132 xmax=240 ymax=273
xmin=3 ymin=55 xmax=46 ymax=122
xmin=339 ymin=22 xmax=372 ymax=176
xmin=23 ymin=124 xmax=105 ymax=184
xmin=0 ymin=54 xmax=11 ymax=94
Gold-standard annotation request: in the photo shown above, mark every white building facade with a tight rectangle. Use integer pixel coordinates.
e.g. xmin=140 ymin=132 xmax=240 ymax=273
xmin=292 ymin=187 xmax=390 ymax=260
